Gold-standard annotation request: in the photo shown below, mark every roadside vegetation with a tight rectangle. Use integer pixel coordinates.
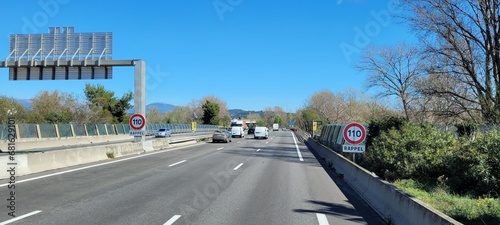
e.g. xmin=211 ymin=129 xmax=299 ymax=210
xmin=297 ymin=1 xmax=500 ymax=222
xmin=395 ymin=179 xmax=499 ymax=225
xmin=359 ymin=117 xmax=499 ymax=225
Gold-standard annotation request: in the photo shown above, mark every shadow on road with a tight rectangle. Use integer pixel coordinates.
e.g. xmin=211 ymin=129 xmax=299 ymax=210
xmin=293 ymin=200 xmax=366 ymax=223
xmin=298 ymin=140 xmax=387 ymax=225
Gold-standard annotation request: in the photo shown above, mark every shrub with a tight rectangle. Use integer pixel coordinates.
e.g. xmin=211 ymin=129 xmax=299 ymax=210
xmin=366 ymin=116 xmax=408 ymax=147
xmin=363 ymin=122 xmax=460 ymax=182
xmin=447 ymin=129 xmax=500 ymax=197
xmin=106 ymin=151 xmax=115 ymax=159
xmin=455 ymin=121 xmax=478 ymax=139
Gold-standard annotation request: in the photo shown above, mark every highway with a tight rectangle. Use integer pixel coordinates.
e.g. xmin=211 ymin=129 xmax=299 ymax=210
xmin=0 ymin=131 xmax=385 ymax=225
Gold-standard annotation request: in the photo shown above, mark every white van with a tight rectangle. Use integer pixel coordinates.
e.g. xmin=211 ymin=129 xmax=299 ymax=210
xmin=254 ymin=126 xmax=268 ymax=139
xmin=231 ymin=126 xmax=245 ymax=138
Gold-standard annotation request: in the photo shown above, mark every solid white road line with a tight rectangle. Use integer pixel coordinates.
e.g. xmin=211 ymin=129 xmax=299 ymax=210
xmin=163 ymin=215 xmax=181 ymax=225
xmin=168 ymin=160 xmax=187 ymax=167
xmin=266 ymin=141 xmax=269 ymax=144
xmin=256 ymin=149 xmax=261 ymax=152
xmin=0 ymin=210 xmax=42 ymax=225
xmin=291 ymin=132 xmax=304 ymax=161
xmin=216 ymin=147 xmax=224 ymax=150
xmin=233 ymin=163 xmax=244 ymax=171
xmin=237 ymin=141 xmax=241 ymax=144
xmin=316 ymin=213 xmax=330 ymax=225
xmin=0 ymin=144 xmax=201 ymax=187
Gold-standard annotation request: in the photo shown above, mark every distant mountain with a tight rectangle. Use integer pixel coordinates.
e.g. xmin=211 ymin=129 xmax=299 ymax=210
xmin=13 ymin=99 xmax=32 ymax=110
xmin=128 ymin=102 xmax=176 ymax=114
xmin=229 ymin=109 xmax=263 ymax=119
xmin=10 ymin=98 xmax=258 ymax=117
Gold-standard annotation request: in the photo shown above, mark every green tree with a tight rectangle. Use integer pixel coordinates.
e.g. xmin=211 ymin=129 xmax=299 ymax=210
xmin=29 ymin=90 xmax=77 ymax=123
xmin=274 ymin=115 xmax=284 ymax=126
xmin=84 ymin=83 xmax=133 ymax=123
xmin=0 ymin=97 xmax=28 ymax=123
xmin=297 ymin=108 xmax=323 ymax=132
xmin=256 ymin=119 xmax=267 ymax=127
xmin=202 ymin=101 xmax=220 ymax=125
xmin=166 ymin=106 xmax=191 ymax=124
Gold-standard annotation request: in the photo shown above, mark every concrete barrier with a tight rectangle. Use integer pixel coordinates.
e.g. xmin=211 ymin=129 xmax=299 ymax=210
xmin=306 ymin=139 xmax=463 ymax=225
xmin=0 ymin=136 xmax=207 ymax=180
xmin=0 ymin=134 xmax=135 ymax=151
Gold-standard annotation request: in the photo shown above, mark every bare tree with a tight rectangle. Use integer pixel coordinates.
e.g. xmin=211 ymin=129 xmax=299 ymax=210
xmin=146 ymin=106 xmax=164 ymax=124
xmin=308 ymin=90 xmax=347 ymax=123
xmin=302 ymin=89 xmax=394 ymax=126
xmin=401 ymin=0 xmax=500 ymax=123
xmin=355 ymin=43 xmax=424 ymax=120
xmin=414 ymin=71 xmax=483 ymax=123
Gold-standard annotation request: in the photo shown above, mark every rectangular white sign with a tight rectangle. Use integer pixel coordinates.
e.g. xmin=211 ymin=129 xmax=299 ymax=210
xmin=342 ymin=145 xmax=365 ymax=153
xmin=129 ymin=130 xmax=145 ymax=136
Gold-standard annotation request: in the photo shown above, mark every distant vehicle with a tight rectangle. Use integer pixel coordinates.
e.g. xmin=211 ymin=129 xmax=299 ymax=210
xmin=155 ymin=128 xmax=171 ymax=138
xmin=273 ymin=123 xmax=279 ymax=131
xmin=212 ymin=130 xmax=232 ymax=143
xmin=247 ymin=126 xmax=255 ymax=135
xmin=254 ymin=126 xmax=268 ymax=139
xmin=231 ymin=126 xmax=245 ymax=138
xmin=231 ymin=120 xmax=248 ymax=130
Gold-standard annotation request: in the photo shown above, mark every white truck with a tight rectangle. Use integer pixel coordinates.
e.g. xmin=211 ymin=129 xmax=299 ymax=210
xmin=272 ymin=123 xmax=279 ymax=131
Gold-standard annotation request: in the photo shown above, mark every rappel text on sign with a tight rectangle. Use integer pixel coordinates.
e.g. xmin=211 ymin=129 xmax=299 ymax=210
xmin=342 ymin=145 xmax=365 ymax=153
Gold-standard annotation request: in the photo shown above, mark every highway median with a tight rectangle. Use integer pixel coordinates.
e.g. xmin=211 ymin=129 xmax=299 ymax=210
xmin=0 ymin=134 xmax=210 ymax=180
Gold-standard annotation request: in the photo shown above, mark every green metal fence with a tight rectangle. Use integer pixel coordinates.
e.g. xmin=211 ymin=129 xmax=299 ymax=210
xmin=0 ymin=123 xmax=218 ymax=140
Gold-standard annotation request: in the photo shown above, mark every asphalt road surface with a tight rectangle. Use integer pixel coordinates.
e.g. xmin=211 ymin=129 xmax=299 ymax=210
xmin=0 ymin=131 xmax=385 ymax=225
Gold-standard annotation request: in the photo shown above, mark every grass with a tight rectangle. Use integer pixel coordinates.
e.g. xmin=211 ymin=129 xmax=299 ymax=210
xmin=106 ymin=151 xmax=115 ymax=159
xmin=394 ymin=179 xmax=500 ymax=225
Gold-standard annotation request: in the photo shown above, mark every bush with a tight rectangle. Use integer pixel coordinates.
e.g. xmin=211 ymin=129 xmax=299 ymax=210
xmin=363 ymin=122 xmax=460 ymax=181
xmin=455 ymin=121 xmax=478 ymax=139
xmin=447 ymin=129 xmax=500 ymax=197
xmin=361 ymin=116 xmax=499 ymax=196
xmin=366 ymin=116 xmax=408 ymax=147
xmin=106 ymin=152 xmax=115 ymax=159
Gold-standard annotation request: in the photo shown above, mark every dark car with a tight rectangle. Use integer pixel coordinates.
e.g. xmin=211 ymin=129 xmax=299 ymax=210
xmin=212 ymin=130 xmax=232 ymax=143
xmin=247 ymin=127 xmax=255 ymax=134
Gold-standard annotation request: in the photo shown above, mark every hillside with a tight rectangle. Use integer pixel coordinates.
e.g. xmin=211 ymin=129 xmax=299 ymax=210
xmin=228 ymin=109 xmax=263 ymax=119
xmin=128 ymin=102 xmax=176 ymax=114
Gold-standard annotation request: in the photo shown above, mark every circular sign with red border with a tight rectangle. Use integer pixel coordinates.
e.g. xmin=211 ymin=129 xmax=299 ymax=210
xmin=343 ymin=123 xmax=366 ymax=145
xmin=129 ymin=113 xmax=146 ymax=130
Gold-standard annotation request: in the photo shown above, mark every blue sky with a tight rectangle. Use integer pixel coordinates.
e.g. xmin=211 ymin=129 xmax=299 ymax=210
xmin=0 ymin=0 xmax=415 ymax=112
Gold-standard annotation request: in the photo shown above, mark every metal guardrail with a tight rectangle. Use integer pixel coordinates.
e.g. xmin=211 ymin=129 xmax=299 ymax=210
xmin=168 ymin=133 xmax=212 ymax=144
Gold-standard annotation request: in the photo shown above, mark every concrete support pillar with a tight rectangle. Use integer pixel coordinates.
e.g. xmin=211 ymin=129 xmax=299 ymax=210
xmin=134 ymin=60 xmax=146 ymax=142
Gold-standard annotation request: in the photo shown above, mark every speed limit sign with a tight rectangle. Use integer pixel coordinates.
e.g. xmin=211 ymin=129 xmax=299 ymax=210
xmin=129 ymin=113 xmax=146 ymax=130
xmin=343 ymin=123 xmax=366 ymax=145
